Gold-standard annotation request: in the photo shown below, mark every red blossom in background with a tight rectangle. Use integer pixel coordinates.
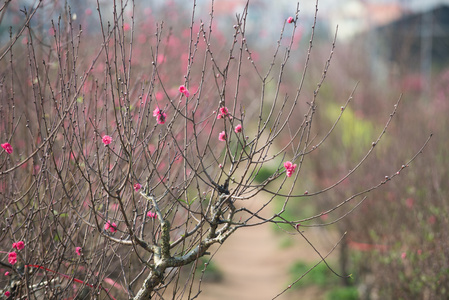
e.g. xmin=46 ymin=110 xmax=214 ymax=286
xmin=218 ymin=131 xmax=226 ymax=141
xmin=134 ymin=183 xmax=142 ymax=191
xmin=102 ymin=135 xmax=112 ymax=145
xmin=1 ymin=142 xmax=13 ymax=154
xmin=75 ymin=247 xmax=82 ymax=256
xmin=284 ymin=161 xmax=297 ymax=177
xmin=4 ymin=291 xmax=10 ymax=297
xmin=4 ymin=272 xmax=9 ymax=276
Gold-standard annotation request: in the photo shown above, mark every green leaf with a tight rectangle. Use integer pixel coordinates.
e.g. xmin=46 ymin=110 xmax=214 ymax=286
xmin=177 ymin=197 xmax=197 ymax=205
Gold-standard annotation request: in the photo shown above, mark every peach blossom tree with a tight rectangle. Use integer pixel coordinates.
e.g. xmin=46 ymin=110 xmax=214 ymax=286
xmin=0 ymin=1 xmax=430 ymax=299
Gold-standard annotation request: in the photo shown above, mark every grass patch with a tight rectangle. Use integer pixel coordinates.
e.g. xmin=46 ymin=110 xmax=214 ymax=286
xmin=290 ymin=261 xmax=339 ymax=288
xmin=289 ymin=260 xmax=359 ymax=299
xmin=326 ymin=286 xmax=359 ymax=300
xmin=195 ymin=258 xmax=223 ymax=283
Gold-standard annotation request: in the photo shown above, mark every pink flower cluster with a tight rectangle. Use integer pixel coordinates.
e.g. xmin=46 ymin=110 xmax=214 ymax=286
xmin=7 ymin=241 xmax=25 ymax=265
xmin=284 ymin=161 xmax=297 ymax=177
xmin=147 ymin=211 xmax=157 ymax=218
xmin=12 ymin=241 xmax=24 ymax=250
xmin=153 ymin=108 xmax=167 ymax=125
xmin=1 ymin=142 xmax=13 ymax=154
xmin=134 ymin=183 xmax=142 ymax=191
xmin=75 ymin=247 xmax=82 ymax=256
xmin=179 ymin=85 xmax=190 ymax=97
xmin=104 ymin=220 xmax=117 ymax=233
xmin=8 ymin=252 xmax=17 ymax=265
xmin=217 ymin=107 xmax=230 ymax=119
xmin=102 ymin=135 xmax=112 ymax=145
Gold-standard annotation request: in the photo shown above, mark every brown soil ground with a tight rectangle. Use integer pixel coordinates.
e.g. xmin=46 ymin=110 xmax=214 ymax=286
xmin=194 ymin=200 xmax=340 ymax=300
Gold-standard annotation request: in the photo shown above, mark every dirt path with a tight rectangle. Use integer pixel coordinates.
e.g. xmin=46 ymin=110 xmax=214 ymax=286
xmin=197 ymin=201 xmax=339 ymax=300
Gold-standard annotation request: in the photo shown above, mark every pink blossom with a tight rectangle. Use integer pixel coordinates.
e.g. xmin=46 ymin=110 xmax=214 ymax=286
xmin=153 ymin=107 xmax=167 ymax=125
xmin=123 ymin=23 xmax=131 ymax=32
xmin=17 ymin=241 xmax=25 ymax=250
xmin=219 ymin=107 xmax=229 ymax=116
xmin=134 ymin=183 xmax=142 ymax=191
xmin=153 ymin=107 xmax=161 ymax=117
xmin=4 ymin=291 xmax=10 ymax=297
xmin=1 ymin=142 xmax=13 ymax=154
xmin=157 ymin=54 xmax=166 ymax=64
xmin=179 ymin=85 xmax=190 ymax=97
xmin=284 ymin=161 xmax=297 ymax=177
xmin=218 ymin=131 xmax=226 ymax=142
xmin=155 ymin=91 xmax=163 ymax=101
xmin=12 ymin=241 xmax=24 ymax=250
xmin=287 ymin=17 xmax=294 ymax=24
xmin=401 ymin=252 xmax=407 ymax=259
xmin=102 ymin=135 xmax=112 ymax=145
xmin=5 ymin=272 xmax=9 ymax=276
xmin=104 ymin=221 xmax=117 ymax=233
xmin=110 ymin=222 xmax=117 ymax=233
xmin=75 ymin=247 xmax=82 ymax=256
xmin=157 ymin=113 xmax=166 ymax=124
xmin=8 ymin=252 xmax=17 ymax=265
xmin=217 ymin=107 xmax=230 ymax=119
xmin=234 ymin=124 xmax=242 ymax=133
xmin=147 ymin=211 xmax=157 ymax=218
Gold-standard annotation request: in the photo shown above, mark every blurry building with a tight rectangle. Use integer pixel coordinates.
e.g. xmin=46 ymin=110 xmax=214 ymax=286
xmin=363 ymin=4 xmax=449 ymax=96
xmin=374 ymin=5 xmax=449 ymax=72
xmin=326 ymin=0 xmax=406 ymax=41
